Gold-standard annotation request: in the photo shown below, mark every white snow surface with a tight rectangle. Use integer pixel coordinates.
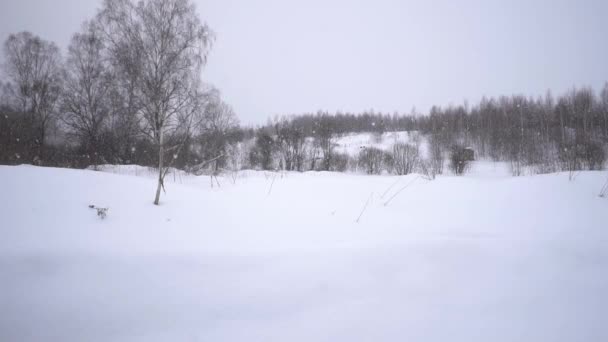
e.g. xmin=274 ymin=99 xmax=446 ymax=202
xmin=1 ymin=163 xmax=608 ymax=342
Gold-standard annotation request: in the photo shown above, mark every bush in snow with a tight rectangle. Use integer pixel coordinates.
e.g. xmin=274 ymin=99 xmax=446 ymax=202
xmin=418 ymin=159 xmax=436 ymax=180
xmin=358 ymin=147 xmax=386 ymax=175
xmin=391 ymin=143 xmax=419 ymax=175
xmin=558 ymin=140 xmax=605 ymax=180
xmin=449 ymin=145 xmax=471 ymax=175
xmin=582 ymin=141 xmax=605 ymax=170
xmin=249 ymin=131 xmax=275 ymax=170
xmin=330 ymin=152 xmax=350 ymax=172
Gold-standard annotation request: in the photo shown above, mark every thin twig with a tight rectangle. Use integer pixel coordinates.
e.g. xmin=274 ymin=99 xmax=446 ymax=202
xmin=381 ymin=177 xmax=401 ymax=199
xmin=384 ymin=176 xmax=419 ymax=207
xmin=600 ymin=175 xmax=608 ymax=198
xmin=188 ymin=154 xmax=225 ymax=176
xmin=267 ymin=173 xmax=277 ymax=196
xmin=356 ymin=192 xmax=374 ymax=223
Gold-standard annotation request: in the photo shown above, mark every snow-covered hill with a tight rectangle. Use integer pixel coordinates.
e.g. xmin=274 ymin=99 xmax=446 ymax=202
xmin=334 ymin=131 xmax=416 ymax=156
xmin=1 ymin=165 xmax=607 ymax=342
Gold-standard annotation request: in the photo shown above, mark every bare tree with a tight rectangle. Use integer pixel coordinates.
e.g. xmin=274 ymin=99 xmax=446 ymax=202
xmin=250 ymin=130 xmax=275 ymax=170
xmin=315 ymin=114 xmax=335 ymax=171
xmin=199 ymin=89 xmax=239 ymax=135
xmin=428 ymin=134 xmax=444 ymax=176
xmin=2 ymin=31 xmax=63 ymax=160
xmin=97 ymin=0 xmax=145 ymax=164
xmin=601 ymin=83 xmax=608 ymax=140
xmin=571 ymin=87 xmax=594 ymax=140
xmin=60 ymin=22 xmax=112 ymax=166
xmin=225 ymin=142 xmax=244 ymax=183
xmin=98 ymin=0 xmax=213 ymax=204
xmin=275 ymin=117 xmax=306 ymax=171
xmin=195 ymin=88 xmax=240 ymax=174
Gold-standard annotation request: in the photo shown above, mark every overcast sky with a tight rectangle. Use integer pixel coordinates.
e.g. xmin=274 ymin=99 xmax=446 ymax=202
xmin=1 ymin=0 xmax=607 ymax=124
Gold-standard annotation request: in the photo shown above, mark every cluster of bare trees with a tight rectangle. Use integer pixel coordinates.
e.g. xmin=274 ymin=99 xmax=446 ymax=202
xmin=245 ymin=114 xmax=351 ymax=173
xmin=1 ymin=32 xmax=63 ymax=163
xmin=253 ymin=85 xmax=607 ymax=176
xmin=419 ymin=87 xmax=608 ymax=175
xmin=0 ymin=0 xmax=247 ymax=204
xmin=218 ymin=83 xmax=608 ymax=176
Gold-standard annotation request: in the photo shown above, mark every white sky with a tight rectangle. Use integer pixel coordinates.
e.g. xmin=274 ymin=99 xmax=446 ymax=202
xmin=1 ymin=0 xmax=608 ymax=124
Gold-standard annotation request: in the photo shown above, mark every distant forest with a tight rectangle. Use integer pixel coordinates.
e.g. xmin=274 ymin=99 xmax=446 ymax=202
xmin=256 ymin=86 xmax=608 ymax=176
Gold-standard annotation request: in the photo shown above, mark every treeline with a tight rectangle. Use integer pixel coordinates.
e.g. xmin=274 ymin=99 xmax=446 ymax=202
xmin=263 ymin=111 xmax=417 ymax=136
xmin=254 ymin=85 xmax=608 ymax=176
xmin=420 ymin=87 xmax=608 ymax=175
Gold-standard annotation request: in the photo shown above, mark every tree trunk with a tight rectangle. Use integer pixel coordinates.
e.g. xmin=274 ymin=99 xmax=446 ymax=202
xmin=604 ymin=109 xmax=608 ymax=139
xmin=154 ymin=130 xmax=164 ymax=205
xmin=559 ymin=111 xmax=565 ymax=144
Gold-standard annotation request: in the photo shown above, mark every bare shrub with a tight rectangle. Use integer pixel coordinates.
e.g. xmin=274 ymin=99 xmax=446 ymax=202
xmin=418 ymin=159 xmax=435 ymax=180
xmin=358 ymin=147 xmax=385 ymax=174
xmin=532 ymin=144 xmax=560 ymax=175
xmin=383 ymin=152 xmax=394 ymax=174
xmin=449 ymin=145 xmax=471 ymax=175
xmin=558 ymin=140 xmax=605 ymax=180
xmin=558 ymin=142 xmax=587 ymax=180
xmin=392 ymin=143 xmax=419 ymax=175
xmin=583 ymin=141 xmax=605 ymax=170
xmin=330 ymin=152 xmax=350 ymax=172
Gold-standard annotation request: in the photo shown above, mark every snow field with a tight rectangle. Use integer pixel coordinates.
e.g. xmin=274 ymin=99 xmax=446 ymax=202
xmin=1 ymin=164 xmax=607 ymax=342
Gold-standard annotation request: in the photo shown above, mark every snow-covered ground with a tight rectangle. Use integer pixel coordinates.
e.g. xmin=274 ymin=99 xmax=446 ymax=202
xmin=1 ymin=163 xmax=608 ymax=342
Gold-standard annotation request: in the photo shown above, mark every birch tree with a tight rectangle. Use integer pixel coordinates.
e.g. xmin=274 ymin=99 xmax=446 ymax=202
xmin=98 ymin=0 xmax=213 ymax=204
